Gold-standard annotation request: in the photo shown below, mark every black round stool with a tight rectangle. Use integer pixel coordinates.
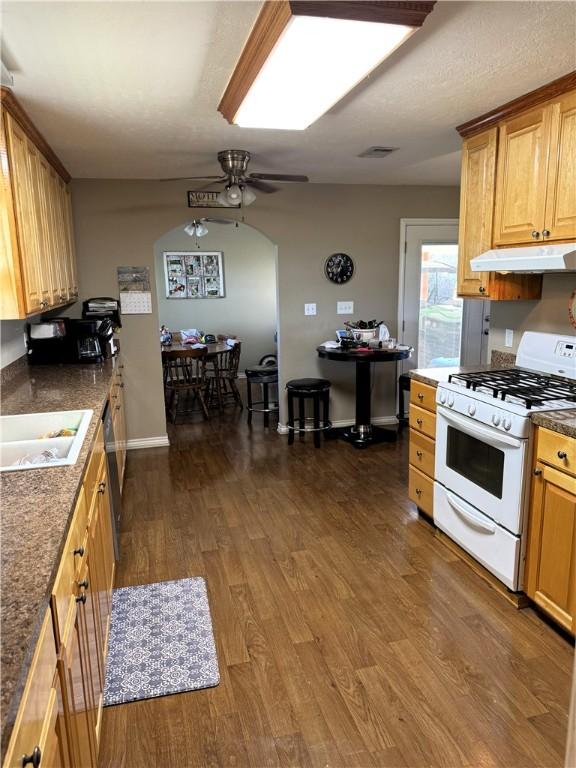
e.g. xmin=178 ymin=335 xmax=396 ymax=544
xmin=245 ymin=366 xmax=279 ymax=427
xmin=286 ymin=378 xmax=331 ymax=448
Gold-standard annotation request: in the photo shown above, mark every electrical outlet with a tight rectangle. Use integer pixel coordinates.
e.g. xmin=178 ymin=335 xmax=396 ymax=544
xmin=337 ymin=301 xmax=354 ymax=315
xmin=505 ymin=329 xmax=514 ymax=348
xmin=304 ymin=303 xmax=317 ymax=316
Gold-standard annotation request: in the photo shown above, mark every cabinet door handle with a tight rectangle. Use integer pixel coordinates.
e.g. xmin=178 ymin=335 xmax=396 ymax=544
xmin=75 ymin=593 xmax=86 ymax=604
xmin=533 ymin=468 xmax=542 ymax=476
xmin=479 ymin=286 xmax=486 ymax=293
xmin=531 ymin=230 xmax=540 ymax=239
xmin=115 ymin=405 xmax=121 ymax=411
xmin=542 ymin=229 xmax=550 ymax=238
xmin=415 ymin=488 xmax=422 ymax=496
xmin=416 ymin=450 xmax=423 ymax=458
xmin=77 ymin=579 xmax=89 ymax=590
xmin=22 ymin=746 xmax=41 ymax=767
xmin=98 ymin=481 xmax=106 ymax=493
xmin=416 ymin=418 xmax=423 ymax=426
xmin=417 ymin=392 xmax=424 ymax=401
xmin=73 ymin=546 xmax=84 ymax=557
xmin=558 ymin=450 xmax=567 ymax=460
xmin=40 ymin=300 xmax=49 ymax=308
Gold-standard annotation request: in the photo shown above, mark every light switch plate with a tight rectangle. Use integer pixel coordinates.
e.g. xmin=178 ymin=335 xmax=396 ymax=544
xmin=337 ymin=301 xmax=354 ymax=315
xmin=505 ymin=329 xmax=514 ymax=347
xmin=304 ymin=303 xmax=317 ymax=316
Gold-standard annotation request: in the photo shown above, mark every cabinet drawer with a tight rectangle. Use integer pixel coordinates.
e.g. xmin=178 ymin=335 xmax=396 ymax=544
xmin=52 ymin=487 xmax=89 ymax=647
xmin=408 ymin=465 xmax=434 ymax=519
xmin=536 ymin=427 xmax=575 ymax=477
xmin=409 ymin=404 xmax=436 ymax=439
xmin=3 ymin=610 xmax=57 ymax=767
xmin=409 ymin=381 xmax=437 ymax=413
xmin=409 ymin=429 xmax=435 ymax=479
xmin=83 ymin=421 xmax=104 ymax=503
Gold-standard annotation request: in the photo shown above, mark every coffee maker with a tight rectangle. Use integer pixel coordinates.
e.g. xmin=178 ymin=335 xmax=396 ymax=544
xmin=26 ymin=319 xmax=104 ymax=364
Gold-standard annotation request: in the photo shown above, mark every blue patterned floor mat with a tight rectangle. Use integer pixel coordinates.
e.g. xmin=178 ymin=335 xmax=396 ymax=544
xmin=104 ymin=577 xmax=220 ymax=706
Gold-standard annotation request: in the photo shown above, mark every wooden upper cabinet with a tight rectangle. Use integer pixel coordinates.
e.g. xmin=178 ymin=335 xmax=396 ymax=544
xmin=545 ymin=90 xmax=576 ymax=241
xmin=493 ymin=104 xmax=551 ymax=245
xmin=1 ymin=88 xmax=77 ymax=320
xmin=457 ymin=128 xmax=496 ymax=296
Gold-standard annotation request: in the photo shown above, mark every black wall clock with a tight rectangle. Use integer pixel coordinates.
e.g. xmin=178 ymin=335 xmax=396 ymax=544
xmin=325 ymin=253 xmax=354 ymax=284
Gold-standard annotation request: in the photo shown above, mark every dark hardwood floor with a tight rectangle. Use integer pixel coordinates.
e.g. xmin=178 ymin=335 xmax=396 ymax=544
xmin=99 ymin=411 xmax=574 ymax=768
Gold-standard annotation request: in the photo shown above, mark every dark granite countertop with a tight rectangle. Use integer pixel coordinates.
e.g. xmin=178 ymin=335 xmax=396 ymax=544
xmin=531 ymin=409 xmax=576 ymax=439
xmin=1 ymin=356 xmax=121 ymax=757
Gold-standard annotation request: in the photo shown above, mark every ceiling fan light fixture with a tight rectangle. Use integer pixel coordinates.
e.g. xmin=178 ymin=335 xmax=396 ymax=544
xmin=184 ymin=222 xmax=197 ymax=236
xmin=219 ymin=2 xmax=435 ymax=131
xmin=196 ymin=222 xmax=209 ymax=237
xmin=225 ymin=184 xmax=243 ymax=204
xmin=241 ymin=185 xmax=257 ymax=206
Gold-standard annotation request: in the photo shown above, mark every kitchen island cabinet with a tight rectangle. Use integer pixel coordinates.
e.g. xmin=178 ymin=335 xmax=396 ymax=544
xmin=525 ymin=427 xmax=576 ymax=635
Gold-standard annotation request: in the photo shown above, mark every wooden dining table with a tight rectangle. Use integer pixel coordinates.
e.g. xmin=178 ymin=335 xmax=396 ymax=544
xmin=160 ymin=341 xmax=234 ymax=411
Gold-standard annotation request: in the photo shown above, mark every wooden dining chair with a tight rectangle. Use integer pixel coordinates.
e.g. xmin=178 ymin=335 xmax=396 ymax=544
xmin=162 ymin=347 xmax=209 ymax=422
xmin=206 ymin=342 xmax=243 ymax=410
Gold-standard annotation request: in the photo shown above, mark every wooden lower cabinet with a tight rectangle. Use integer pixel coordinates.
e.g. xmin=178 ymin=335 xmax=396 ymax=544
xmin=408 ymin=380 xmax=437 ymax=520
xmin=525 ymin=446 xmax=576 ymax=635
xmin=4 ymin=420 xmax=116 ymax=767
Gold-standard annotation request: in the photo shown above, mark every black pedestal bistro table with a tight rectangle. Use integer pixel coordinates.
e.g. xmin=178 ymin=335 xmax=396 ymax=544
xmin=317 ymin=345 xmax=412 ymax=449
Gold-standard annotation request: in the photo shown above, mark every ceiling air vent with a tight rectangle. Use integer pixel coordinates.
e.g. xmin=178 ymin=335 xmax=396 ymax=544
xmin=358 ymin=146 xmax=398 ymax=158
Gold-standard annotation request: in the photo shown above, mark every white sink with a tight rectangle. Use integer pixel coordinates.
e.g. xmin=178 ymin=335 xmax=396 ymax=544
xmin=0 ymin=409 xmax=94 ymax=472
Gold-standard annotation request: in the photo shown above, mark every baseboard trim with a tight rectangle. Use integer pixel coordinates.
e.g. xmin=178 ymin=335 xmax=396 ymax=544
xmin=126 ymin=435 xmax=170 ymax=450
xmin=277 ymin=416 xmax=398 ymax=435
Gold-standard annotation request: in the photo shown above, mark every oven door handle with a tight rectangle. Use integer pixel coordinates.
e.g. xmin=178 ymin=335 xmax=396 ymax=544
xmin=446 ymin=491 xmax=496 ymax=534
xmin=438 ymin=407 xmax=523 ymax=449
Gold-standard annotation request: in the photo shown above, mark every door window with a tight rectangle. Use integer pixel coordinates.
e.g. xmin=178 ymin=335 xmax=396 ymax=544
xmin=418 ymin=244 xmax=462 ymax=368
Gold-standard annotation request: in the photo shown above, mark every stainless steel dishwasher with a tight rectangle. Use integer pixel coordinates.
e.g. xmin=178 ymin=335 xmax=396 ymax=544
xmin=103 ymin=402 xmax=122 ymax=559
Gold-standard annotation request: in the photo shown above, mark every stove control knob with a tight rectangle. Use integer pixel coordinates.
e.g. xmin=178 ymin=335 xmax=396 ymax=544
xmin=447 ymin=395 xmax=455 ymax=408
xmin=503 ymin=417 xmax=512 ymax=431
xmin=491 ymin=413 xmax=501 ymax=427
xmin=439 ymin=392 xmax=447 ymax=405
xmin=468 ymin=404 xmax=476 ymax=416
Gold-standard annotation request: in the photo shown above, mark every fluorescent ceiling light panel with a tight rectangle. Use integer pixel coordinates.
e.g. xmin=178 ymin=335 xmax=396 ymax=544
xmin=234 ymin=17 xmax=412 ymax=130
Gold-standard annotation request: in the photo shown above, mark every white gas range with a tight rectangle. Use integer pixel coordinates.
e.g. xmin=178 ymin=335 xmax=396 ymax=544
xmin=433 ymin=331 xmax=576 ymax=591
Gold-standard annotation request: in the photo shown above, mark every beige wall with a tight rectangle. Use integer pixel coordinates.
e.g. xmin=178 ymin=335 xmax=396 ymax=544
xmin=489 ymin=274 xmax=576 ymax=354
xmin=71 ymin=180 xmax=460 ymax=441
xmin=154 ymin=222 xmax=277 ymax=370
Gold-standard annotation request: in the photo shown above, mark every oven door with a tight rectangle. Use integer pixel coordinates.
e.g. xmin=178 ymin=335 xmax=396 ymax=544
xmin=435 ymin=405 xmax=528 ymax=534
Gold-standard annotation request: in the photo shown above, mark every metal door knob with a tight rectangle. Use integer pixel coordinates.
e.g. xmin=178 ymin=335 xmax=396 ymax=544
xmin=542 ymin=229 xmax=550 ymax=238
xmin=558 ymin=450 xmax=567 ymax=460
xmin=22 ymin=746 xmax=41 ymax=766
xmin=531 ymin=230 xmax=540 ymax=239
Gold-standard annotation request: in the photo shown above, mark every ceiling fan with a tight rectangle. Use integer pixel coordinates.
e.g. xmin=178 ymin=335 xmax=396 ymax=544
xmin=184 ymin=216 xmax=234 ymax=245
xmin=165 ymin=149 xmax=309 ymax=206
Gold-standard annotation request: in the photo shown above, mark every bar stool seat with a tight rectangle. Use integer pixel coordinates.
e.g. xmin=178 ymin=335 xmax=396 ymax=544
xmin=286 ymin=378 xmax=331 ymax=448
xmin=245 ymin=366 xmax=279 ymax=427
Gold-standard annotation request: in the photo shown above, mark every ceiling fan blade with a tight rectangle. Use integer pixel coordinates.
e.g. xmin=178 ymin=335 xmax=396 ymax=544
xmin=249 ymin=172 xmax=309 ymax=183
xmin=202 ymin=218 xmax=234 ymax=224
xmin=160 ymin=175 xmax=226 ymax=182
xmin=245 ymin=178 xmax=278 ymax=193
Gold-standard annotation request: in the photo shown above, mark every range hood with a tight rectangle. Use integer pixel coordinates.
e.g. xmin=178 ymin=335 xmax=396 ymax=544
xmin=470 ymin=243 xmax=576 ymax=273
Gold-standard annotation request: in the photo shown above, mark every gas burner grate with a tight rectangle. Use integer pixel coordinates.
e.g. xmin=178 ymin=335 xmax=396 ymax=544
xmin=448 ymin=368 xmax=576 ymax=410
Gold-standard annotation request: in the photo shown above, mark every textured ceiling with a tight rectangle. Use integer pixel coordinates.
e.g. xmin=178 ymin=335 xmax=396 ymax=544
xmin=2 ymin=0 xmax=575 ymax=184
